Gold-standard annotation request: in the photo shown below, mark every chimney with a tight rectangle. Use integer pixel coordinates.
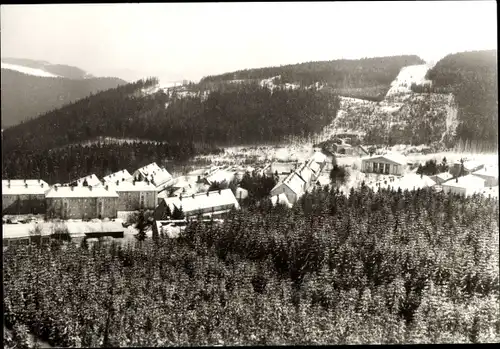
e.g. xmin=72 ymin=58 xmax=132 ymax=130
xmin=122 ymin=178 xmax=125 ymax=181
xmin=7 ymin=184 xmax=10 ymax=188
xmin=41 ymin=183 xmax=44 ymax=188
xmin=218 ymin=189 xmax=221 ymax=195
xmin=38 ymin=179 xmax=41 ymax=183
xmin=105 ymin=185 xmax=109 ymax=191
xmin=180 ymin=195 xmax=182 ymax=201
xmin=55 ymin=186 xmax=58 ymax=191
xmin=456 ymin=178 xmax=458 ymax=183
xmin=207 ymin=191 xmax=209 ymax=196
xmin=116 ymin=180 xmax=119 ymax=186
xmin=133 ymin=181 xmax=136 ymax=186
xmin=25 ymin=183 xmax=28 ymax=188
xmin=71 ymin=186 xmax=74 ymax=191
xmin=8 ymin=179 xmax=10 ymax=184
xmin=89 ymin=186 xmax=93 ymax=191
xmin=192 ymin=194 xmax=195 ymax=199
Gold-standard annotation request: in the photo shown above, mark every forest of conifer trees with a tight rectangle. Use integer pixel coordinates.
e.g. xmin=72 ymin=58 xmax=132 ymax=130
xmin=3 ymin=186 xmax=499 ymax=346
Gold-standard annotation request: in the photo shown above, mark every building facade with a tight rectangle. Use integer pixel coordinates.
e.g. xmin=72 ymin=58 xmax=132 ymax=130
xmin=472 ymin=166 xmax=498 ymax=187
xmin=107 ymin=181 xmax=158 ymax=211
xmin=2 ymin=180 xmax=49 ymax=215
xmin=45 ymin=185 xmax=119 ymax=220
xmin=361 ymin=154 xmax=406 ymax=176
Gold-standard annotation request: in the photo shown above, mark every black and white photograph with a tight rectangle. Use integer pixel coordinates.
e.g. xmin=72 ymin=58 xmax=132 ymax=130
xmin=1 ymin=1 xmax=498 ymax=346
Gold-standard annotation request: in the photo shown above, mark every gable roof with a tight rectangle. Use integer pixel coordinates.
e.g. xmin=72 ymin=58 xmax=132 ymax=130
xmin=311 ymin=151 xmax=327 ymax=164
xmin=472 ymin=166 xmax=498 ymax=178
xmin=72 ymin=174 xmax=102 ymax=187
xmin=45 ymin=185 xmax=119 ymax=198
xmin=361 ymin=153 xmax=407 ymax=166
xmin=102 ymin=169 xmax=133 ymax=183
xmin=2 ymin=179 xmax=49 ymax=187
xmin=205 ymin=169 xmax=235 ymax=185
xmin=307 ymin=159 xmax=321 ymax=175
xmin=106 ymin=180 xmax=157 ymax=192
xmin=442 ymin=174 xmax=486 ymax=189
xmin=2 ymin=181 xmax=50 ymax=195
xmin=296 ymin=163 xmax=314 ymax=184
xmin=393 ymin=174 xmax=436 ymax=190
xmin=272 ymin=172 xmax=305 ymax=196
xmin=134 ymin=162 xmax=173 ymax=187
xmin=432 ymin=172 xmax=454 ymax=182
xmin=163 ymin=188 xmax=240 ymax=214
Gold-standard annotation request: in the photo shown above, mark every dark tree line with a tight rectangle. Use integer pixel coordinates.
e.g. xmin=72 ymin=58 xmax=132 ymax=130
xmin=1 ymin=142 xmax=222 ymax=185
xmin=426 ymin=50 xmax=498 ymax=147
xmin=3 ymin=79 xmax=341 ymax=182
xmin=200 ymin=55 xmax=425 ymax=91
xmin=416 ymin=158 xmax=449 ymax=176
xmin=3 ymin=186 xmax=499 ymax=346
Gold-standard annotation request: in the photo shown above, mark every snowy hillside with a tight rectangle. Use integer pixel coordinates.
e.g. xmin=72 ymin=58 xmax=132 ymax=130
xmin=1 ymin=62 xmax=61 ymax=78
xmin=385 ymin=64 xmax=432 ymax=97
xmin=315 ymin=63 xmax=458 ymax=147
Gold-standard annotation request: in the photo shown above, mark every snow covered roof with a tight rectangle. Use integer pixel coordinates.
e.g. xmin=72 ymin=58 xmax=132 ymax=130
xmin=45 ymin=185 xmax=119 ymax=198
xmin=433 ymin=172 xmax=453 ymax=182
xmin=311 ymin=151 xmax=327 ymax=164
xmin=270 ymin=193 xmax=292 ymax=208
xmin=273 ymin=172 xmax=305 ymax=196
xmin=172 ymin=176 xmax=199 ymax=189
xmin=307 ymin=159 xmax=321 ymax=175
xmin=3 ymin=221 xmax=125 ymax=239
xmin=361 ymin=153 xmax=407 ymax=165
xmin=205 ymin=170 xmax=235 ymax=185
xmin=296 ymin=163 xmax=314 ymax=184
xmin=2 ymin=179 xmax=49 ymax=187
xmin=442 ymin=174 xmax=486 ymax=189
xmin=164 ymin=188 xmax=240 ymax=214
xmin=392 ymin=174 xmax=436 ymax=191
xmin=106 ymin=181 xmax=157 ymax=192
xmin=102 ymin=169 xmax=133 ymax=183
xmin=2 ymin=181 xmax=49 ymax=195
xmin=73 ymin=174 xmax=102 ymax=187
xmin=134 ymin=163 xmax=172 ymax=187
xmin=472 ymin=166 xmax=498 ymax=179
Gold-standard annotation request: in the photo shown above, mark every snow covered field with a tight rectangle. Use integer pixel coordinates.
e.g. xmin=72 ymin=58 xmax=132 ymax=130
xmin=385 ymin=64 xmax=432 ymax=97
xmin=1 ymin=62 xmax=61 ymax=78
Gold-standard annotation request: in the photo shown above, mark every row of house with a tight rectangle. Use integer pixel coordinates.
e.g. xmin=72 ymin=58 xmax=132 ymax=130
xmin=3 ymin=162 xmax=172 ymax=218
xmin=269 ymin=151 xmax=329 ymax=205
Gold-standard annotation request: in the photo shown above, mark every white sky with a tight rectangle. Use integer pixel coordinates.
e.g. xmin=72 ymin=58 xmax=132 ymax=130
xmin=1 ymin=2 xmax=497 ymax=84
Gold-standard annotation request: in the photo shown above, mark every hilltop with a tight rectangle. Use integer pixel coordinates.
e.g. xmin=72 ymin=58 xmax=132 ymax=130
xmin=425 ymin=50 xmax=497 ymax=147
xmin=1 ymin=59 xmax=127 ymax=128
xmin=199 ymin=55 xmax=425 ymax=101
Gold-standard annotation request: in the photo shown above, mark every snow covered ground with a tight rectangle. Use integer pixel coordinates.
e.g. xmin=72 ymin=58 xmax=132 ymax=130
xmin=1 ymin=62 xmax=61 ymax=78
xmin=385 ymin=64 xmax=432 ymax=97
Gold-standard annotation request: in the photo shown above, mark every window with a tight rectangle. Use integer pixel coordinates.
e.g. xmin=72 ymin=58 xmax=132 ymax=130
xmin=373 ymin=163 xmax=378 ymax=172
xmin=384 ymin=163 xmax=390 ymax=174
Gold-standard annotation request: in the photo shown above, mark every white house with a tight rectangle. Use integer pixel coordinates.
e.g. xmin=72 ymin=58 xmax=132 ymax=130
xmin=2 ymin=179 xmax=49 ymax=188
xmin=155 ymin=188 xmax=240 ymax=219
xmin=270 ymin=172 xmax=306 ymax=205
xmin=441 ymin=175 xmax=486 ymax=196
xmin=361 ymin=153 xmax=406 ymax=176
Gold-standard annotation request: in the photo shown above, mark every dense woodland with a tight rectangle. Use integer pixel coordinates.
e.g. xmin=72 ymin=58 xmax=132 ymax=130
xmin=2 ymin=79 xmax=340 ymax=182
xmin=200 ymin=55 xmax=425 ymax=100
xmin=426 ymin=50 xmax=498 ymax=146
xmin=1 ymin=142 xmax=222 ymax=185
xmin=1 ymin=69 xmax=126 ymax=128
xmin=4 ymin=186 xmax=499 ymax=346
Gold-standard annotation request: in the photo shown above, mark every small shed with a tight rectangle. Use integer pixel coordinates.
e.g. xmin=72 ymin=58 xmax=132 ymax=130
xmin=441 ymin=175 xmax=486 ymax=196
